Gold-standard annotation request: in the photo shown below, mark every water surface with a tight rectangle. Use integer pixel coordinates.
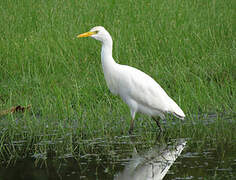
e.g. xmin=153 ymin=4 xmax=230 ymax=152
xmin=0 ymin=134 xmax=235 ymax=179
xmin=0 ymin=114 xmax=235 ymax=179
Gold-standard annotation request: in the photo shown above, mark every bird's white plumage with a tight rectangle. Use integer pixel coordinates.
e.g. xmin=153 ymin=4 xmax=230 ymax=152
xmin=78 ymin=26 xmax=185 ymax=131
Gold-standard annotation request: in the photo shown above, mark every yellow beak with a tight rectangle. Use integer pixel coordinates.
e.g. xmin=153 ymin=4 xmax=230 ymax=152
xmin=77 ymin=31 xmax=96 ymax=38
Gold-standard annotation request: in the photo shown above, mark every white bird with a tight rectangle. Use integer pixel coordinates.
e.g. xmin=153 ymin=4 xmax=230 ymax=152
xmin=77 ymin=26 xmax=185 ymax=133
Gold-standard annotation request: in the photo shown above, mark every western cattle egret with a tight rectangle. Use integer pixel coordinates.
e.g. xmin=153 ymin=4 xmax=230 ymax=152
xmin=77 ymin=26 xmax=185 ymax=133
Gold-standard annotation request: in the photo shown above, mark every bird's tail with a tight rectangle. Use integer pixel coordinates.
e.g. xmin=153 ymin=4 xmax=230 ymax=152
xmin=173 ymin=111 xmax=185 ymax=120
xmin=170 ymin=102 xmax=185 ymax=120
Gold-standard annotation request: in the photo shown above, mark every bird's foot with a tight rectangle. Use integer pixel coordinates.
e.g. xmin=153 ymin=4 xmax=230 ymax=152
xmin=128 ymin=128 xmax=133 ymax=135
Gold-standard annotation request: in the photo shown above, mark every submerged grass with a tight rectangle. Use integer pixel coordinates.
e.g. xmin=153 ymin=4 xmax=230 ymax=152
xmin=0 ymin=0 xmax=235 ymax=160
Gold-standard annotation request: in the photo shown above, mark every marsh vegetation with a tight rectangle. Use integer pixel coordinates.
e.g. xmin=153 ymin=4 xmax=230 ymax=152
xmin=0 ymin=0 xmax=235 ymax=179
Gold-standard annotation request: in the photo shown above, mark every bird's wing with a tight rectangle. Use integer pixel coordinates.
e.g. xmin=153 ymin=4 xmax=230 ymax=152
xmin=117 ymin=65 xmax=185 ymax=118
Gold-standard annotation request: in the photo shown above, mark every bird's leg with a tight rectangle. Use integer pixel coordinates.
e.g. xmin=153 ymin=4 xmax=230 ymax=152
xmin=129 ymin=111 xmax=136 ymax=134
xmin=155 ymin=131 xmax=162 ymax=142
xmin=152 ymin=117 xmax=163 ymax=132
xmin=129 ymin=118 xmax=134 ymax=134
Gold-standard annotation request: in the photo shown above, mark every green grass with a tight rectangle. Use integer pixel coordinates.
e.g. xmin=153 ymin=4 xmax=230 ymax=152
xmin=0 ymin=0 xmax=235 ymax=160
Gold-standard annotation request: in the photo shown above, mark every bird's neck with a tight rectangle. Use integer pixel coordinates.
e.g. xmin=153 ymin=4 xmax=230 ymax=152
xmin=101 ymin=38 xmax=116 ymax=68
xmin=100 ymin=37 xmax=119 ymax=94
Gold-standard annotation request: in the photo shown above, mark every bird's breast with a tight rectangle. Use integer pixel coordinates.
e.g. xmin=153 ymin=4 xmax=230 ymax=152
xmin=102 ymin=64 xmax=120 ymax=95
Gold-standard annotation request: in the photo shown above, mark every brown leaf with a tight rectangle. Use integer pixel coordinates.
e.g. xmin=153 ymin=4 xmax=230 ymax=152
xmin=0 ymin=105 xmax=31 ymax=116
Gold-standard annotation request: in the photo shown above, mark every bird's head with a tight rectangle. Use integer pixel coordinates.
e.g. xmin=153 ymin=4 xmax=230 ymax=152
xmin=77 ymin=26 xmax=112 ymax=43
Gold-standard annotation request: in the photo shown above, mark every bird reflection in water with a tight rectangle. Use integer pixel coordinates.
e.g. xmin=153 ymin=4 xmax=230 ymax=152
xmin=114 ymin=138 xmax=186 ymax=180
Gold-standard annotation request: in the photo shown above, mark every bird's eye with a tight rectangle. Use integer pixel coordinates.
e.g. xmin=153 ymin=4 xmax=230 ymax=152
xmin=94 ymin=30 xmax=99 ymax=34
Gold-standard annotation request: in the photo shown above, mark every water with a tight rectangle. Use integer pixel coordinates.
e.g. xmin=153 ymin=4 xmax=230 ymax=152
xmin=0 ymin=135 xmax=235 ymax=180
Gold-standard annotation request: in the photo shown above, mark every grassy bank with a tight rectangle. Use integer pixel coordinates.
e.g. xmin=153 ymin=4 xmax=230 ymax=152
xmin=0 ymin=0 xmax=235 ymax=160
